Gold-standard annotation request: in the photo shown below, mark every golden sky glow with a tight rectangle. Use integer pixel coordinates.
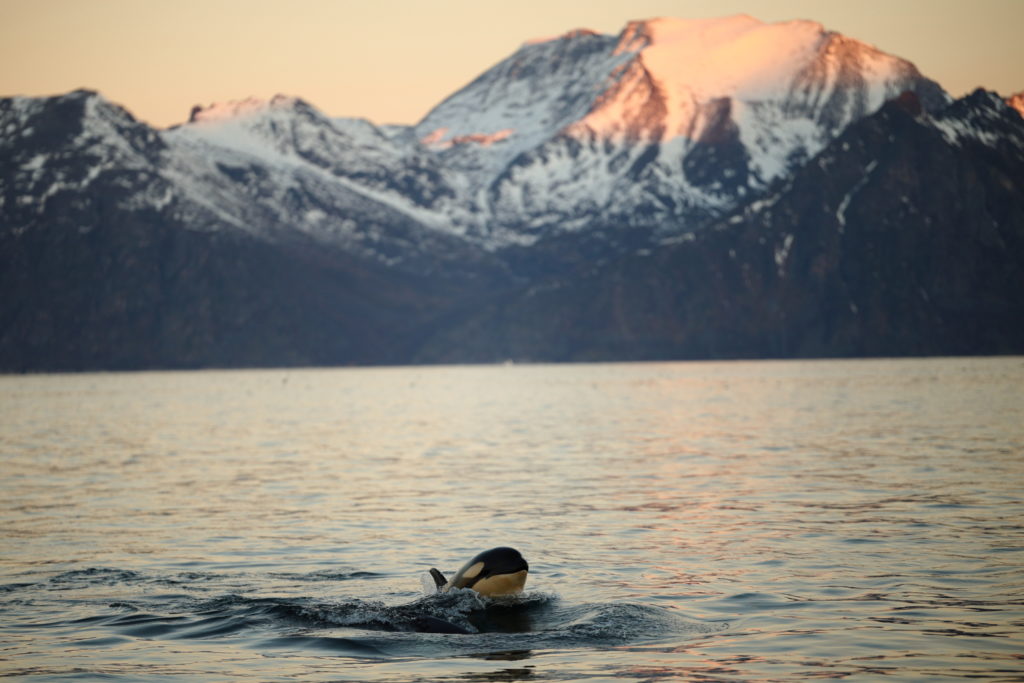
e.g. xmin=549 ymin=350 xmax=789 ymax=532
xmin=1 ymin=0 xmax=1021 ymax=129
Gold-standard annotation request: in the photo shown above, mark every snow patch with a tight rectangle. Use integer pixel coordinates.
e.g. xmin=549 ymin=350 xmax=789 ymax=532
xmin=637 ymin=16 xmax=823 ymax=103
xmin=23 ymin=153 xmax=48 ymax=176
xmin=774 ymin=233 xmax=794 ymax=275
xmin=931 ymin=116 xmax=1001 ymax=148
xmin=836 ymin=160 xmax=878 ymax=231
xmin=660 ymin=231 xmax=696 ymax=245
xmin=2 ymin=96 xmax=46 ymax=130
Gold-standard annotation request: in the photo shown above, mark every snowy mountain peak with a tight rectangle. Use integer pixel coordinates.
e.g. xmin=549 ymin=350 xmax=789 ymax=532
xmin=419 ymin=15 xmax=942 ymax=153
xmin=0 ymin=89 xmax=161 ymax=162
xmin=187 ymin=95 xmax=304 ymax=124
xmin=414 ymin=26 xmax=630 ymax=184
xmin=620 ymin=16 xmax=915 ymax=107
xmin=34 ymin=89 xmax=142 ymax=129
xmin=410 ymin=14 xmax=947 ymax=242
xmin=615 ymin=14 xmax=768 ymax=54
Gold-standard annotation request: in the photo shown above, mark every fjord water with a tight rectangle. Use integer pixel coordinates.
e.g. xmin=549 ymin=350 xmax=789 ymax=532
xmin=2 ymin=358 xmax=1022 ymax=681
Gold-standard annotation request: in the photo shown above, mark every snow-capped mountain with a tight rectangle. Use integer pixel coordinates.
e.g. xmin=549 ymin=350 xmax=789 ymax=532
xmin=2 ymin=15 xmax=1022 ymax=370
xmin=1 ymin=90 xmax=494 ymax=276
xmin=416 ymin=15 xmax=947 ymax=243
xmin=178 ymin=95 xmax=455 ymax=214
xmin=0 ymin=91 xmax=504 ymax=370
xmin=3 ymin=15 xmax=949 ymax=257
xmin=162 ymin=94 xmax=483 ymax=265
xmin=89 ymin=15 xmax=948 ymax=253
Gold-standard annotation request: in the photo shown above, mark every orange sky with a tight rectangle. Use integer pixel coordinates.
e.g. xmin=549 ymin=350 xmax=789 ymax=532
xmin=1 ymin=0 xmax=1021 ymax=129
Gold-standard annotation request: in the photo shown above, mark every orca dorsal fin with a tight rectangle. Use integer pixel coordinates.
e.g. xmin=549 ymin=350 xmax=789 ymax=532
xmin=429 ymin=568 xmax=447 ymax=591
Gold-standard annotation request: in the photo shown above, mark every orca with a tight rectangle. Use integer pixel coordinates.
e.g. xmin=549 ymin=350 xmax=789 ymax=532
xmin=430 ymin=547 xmax=529 ymax=597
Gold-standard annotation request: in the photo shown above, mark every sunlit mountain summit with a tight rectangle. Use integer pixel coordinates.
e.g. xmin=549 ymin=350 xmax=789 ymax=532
xmin=414 ymin=15 xmax=946 ymax=242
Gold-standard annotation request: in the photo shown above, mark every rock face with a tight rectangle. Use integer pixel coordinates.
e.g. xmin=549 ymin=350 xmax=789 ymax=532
xmin=1 ymin=16 xmax=1022 ymax=371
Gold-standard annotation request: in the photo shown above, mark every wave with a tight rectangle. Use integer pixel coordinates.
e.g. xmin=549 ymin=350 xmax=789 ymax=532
xmin=190 ymin=590 xmax=722 ymax=657
xmin=5 ymin=567 xmax=725 ymax=658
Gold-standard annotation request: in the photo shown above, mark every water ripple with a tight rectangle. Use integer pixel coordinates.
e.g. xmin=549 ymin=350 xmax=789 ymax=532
xmin=2 ymin=359 xmax=1022 ymax=680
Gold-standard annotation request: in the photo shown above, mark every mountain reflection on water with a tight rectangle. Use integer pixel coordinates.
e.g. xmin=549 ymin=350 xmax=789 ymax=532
xmin=2 ymin=358 xmax=1022 ymax=681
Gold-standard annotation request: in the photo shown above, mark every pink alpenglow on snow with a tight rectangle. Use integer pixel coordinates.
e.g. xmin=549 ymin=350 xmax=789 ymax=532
xmin=1007 ymin=92 xmax=1024 ymax=119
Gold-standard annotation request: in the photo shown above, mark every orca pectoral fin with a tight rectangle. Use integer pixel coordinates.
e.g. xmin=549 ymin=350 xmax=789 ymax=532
xmin=429 ymin=568 xmax=447 ymax=591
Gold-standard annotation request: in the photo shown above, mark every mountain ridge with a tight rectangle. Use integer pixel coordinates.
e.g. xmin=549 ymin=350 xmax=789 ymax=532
xmin=1 ymin=16 xmax=1022 ymax=370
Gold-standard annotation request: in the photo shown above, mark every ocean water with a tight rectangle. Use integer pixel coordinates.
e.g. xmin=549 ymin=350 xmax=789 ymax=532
xmin=1 ymin=358 xmax=1022 ymax=681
